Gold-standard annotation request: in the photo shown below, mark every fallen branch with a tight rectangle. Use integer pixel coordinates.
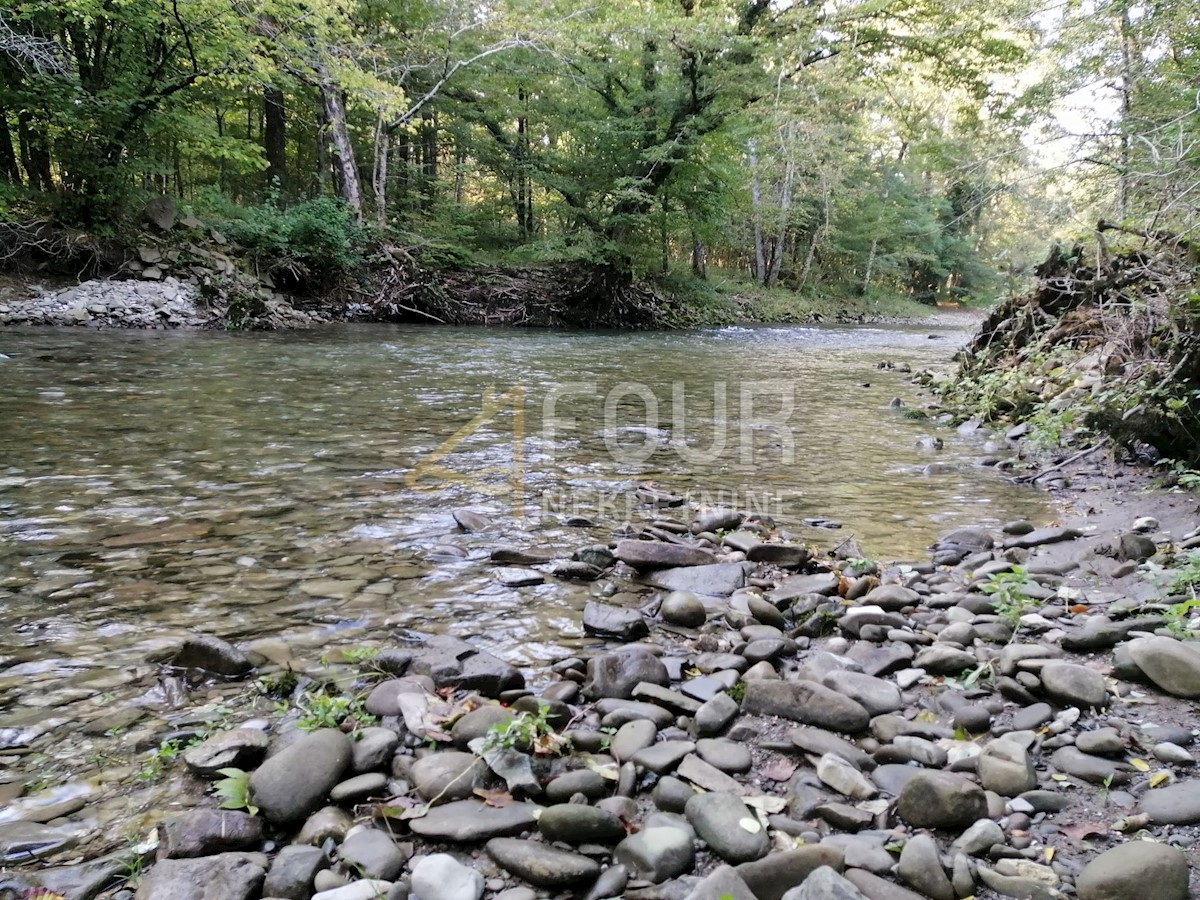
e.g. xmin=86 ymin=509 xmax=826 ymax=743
xmin=1015 ymin=439 xmax=1111 ymax=484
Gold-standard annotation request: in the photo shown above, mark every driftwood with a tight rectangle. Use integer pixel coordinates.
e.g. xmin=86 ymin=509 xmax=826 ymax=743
xmin=341 ymin=249 xmax=677 ymax=329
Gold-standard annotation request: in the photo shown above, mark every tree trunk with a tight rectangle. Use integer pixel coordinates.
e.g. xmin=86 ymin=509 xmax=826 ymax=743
xmin=372 ymin=112 xmax=390 ymax=229
xmin=263 ymin=85 xmax=286 ymax=194
xmin=317 ymin=64 xmax=363 ymax=222
xmin=748 ymin=139 xmax=766 ymax=282
xmin=691 ymin=227 xmax=707 ymax=279
xmin=0 ymin=108 xmax=21 ymax=184
xmin=17 ymin=112 xmax=51 ymax=191
xmin=421 ymin=112 xmax=438 ymax=212
xmin=660 ymin=193 xmax=670 ymax=276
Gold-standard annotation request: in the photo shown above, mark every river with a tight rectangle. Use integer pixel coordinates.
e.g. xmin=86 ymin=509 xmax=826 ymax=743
xmin=0 ymin=320 xmax=1050 ymax=839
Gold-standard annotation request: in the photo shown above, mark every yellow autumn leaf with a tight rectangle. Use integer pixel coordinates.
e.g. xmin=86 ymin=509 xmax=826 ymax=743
xmin=1150 ymin=772 xmax=1171 ymax=788
xmin=1130 ymin=758 xmax=1151 ymax=772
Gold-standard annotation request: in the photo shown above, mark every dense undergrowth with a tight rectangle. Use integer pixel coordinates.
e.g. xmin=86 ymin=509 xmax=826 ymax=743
xmin=929 ymin=223 xmax=1200 ymax=467
xmin=0 ymin=193 xmax=945 ymax=329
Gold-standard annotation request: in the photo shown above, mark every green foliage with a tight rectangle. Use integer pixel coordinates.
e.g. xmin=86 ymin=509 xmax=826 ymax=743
xmin=214 ymin=767 xmax=258 ymax=815
xmin=137 ymin=738 xmax=185 ymax=782
xmin=258 ymin=669 xmax=299 ymax=700
xmin=726 ymin=681 xmax=747 ymax=703
xmin=980 ymin=566 xmax=1038 ymax=629
xmin=294 ymin=689 xmax=375 ymax=732
xmin=481 ymin=701 xmax=565 ymax=755
xmin=211 ymin=197 xmax=366 ymax=285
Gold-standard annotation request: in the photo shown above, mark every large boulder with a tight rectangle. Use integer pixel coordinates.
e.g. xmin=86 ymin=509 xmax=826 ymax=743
xmin=249 ymin=729 xmax=352 ymax=826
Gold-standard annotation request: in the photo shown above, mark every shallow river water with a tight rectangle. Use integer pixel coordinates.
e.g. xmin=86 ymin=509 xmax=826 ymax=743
xmin=0 ymin=320 xmax=1054 ymax=842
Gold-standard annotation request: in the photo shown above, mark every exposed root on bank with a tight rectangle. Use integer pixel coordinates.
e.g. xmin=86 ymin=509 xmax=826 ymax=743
xmin=938 ymin=222 xmax=1200 ymax=464
xmin=332 ymin=244 xmax=679 ymax=329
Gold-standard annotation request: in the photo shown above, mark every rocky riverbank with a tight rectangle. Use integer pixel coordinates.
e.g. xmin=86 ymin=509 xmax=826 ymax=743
xmin=4 ymin=460 xmax=1200 ymax=900
xmin=0 ymin=277 xmax=329 ymax=330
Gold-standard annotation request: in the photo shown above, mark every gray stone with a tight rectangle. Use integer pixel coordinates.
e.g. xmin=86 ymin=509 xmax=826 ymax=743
xmin=977 ymin=740 xmax=1037 ymax=796
xmin=134 ymin=852 xmax=265 ymax=900
xmin=789 ymin=727 xmax=871 ymax=769
xmin=312 ymin=881 xmax=395 ymax=900
xmin=545 ymin=768 xmax=609 ymax=803
xmin=741 ymin=680 xmax=870 ymax=734
xmin=612 ymin=719 xmax=658 ymax=761
xmin=263 ymin=845 xmax=328 ymax=900
xmin=410 ymin=853 xmax=484 ymax=900
xmin=898 ymin=834 xmax=953 ymax=900
xmin=485 ymin=837 xmax=600 ymax=886
xmin=821 ymin=671 xmax=902 ymax=716
xmin=734 ymin=846 xmax=846 ymax=900
xmin=646 ymin=562 xmax=750 ymax=597
xmin=493 ymin=566 xmax=544 ymax=587
xmin=583 ymin=648 xmax=668 ymax=699
xmin=951 ymin=819 xmax=1004 ymax=856
xmin=695 ymin=738 xmax=752 ymax=773
xmin=330 ymin=772 xmax=388 ymax=803
xmin=1040 ymin=661 xmax=1109 ymax=709
xmin=450 ymin=705 xmax=514 ymax=749
xmin=863 ymin=584 xmax=920 ymax=611
xmin=914 ymin=645 xmax=978 ymax=674
xmin=352 ymin=727 xmax=400 ymax=772
xmin=401 ymin=633 xmax=524 ymax=697
xmin=156 ymin=810 xmax=262 ymax=859
xmin=537 ymin=804 xmax=625 ymax=843
xmin=685 ymin=792 xmax=769 ymax=863
xmin=694 ymin=692 xmax=740 ymax=737
xmin=339 ymin=828 xmax=405 ymax=880
xmin=843 ymin=869 xmax=927 ymax=900
xmin=780 ymin=866 xmax=867 ymax=900
xmin=1139 ymin=779 xmax=1200 ymax=824
xmin=1076 ymin=841 xmax=1188 ymax=900
xmin=615 ymin=827 xmax=696 ymax=883
xmin=1076 ymin=728 xmax=1125 ymax=756
xmin=1011 ymin=703 xmax=1054 ymax=731
xmin=816 ymin=754 xmax=876 ymax=800
xmin=183 ymin=728 xmax=269 ymax=777
xmin=616 ymin=539 xmax=715 ymax=570
xmin=1050 ymin=747 xmax=1129 ymax=785
xmin=408 ymin=799 xmax=542 ymax=841
xmin=896 ymin=771 xmax=987 ymax=829
xmin=411 ymin=751 xmax=483 ymax=803
xmin=1128 ymin=637 xmax=1200 ymax=698
xmin=661 ymin=591 xmax=707 ymax=627
xmin=250 ymin=729 xmax=352 ymax=826
xmin=631 ymin=740 xmax=696 ymax=774
xmin=583 ymin=865 xmax=629 ymax=900
xmin=297 ymin=807 xmax=353 ymax=846
xmin=685 ymin=865 xmax=757 ymax=900
xmin=169 ymin=634 xmax=252 ymax=678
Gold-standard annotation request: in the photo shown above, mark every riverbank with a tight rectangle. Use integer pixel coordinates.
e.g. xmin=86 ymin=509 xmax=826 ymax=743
xmin=0 ymin=266 xmax=950 ymax=332
xmin=4 ymin=437 xmax=1200 ymax=899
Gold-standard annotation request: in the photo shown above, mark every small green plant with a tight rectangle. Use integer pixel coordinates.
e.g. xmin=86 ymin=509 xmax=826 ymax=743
xmin=1163 ymin=597 xmax=1200 ymax=638
xmin=295 ymin=690 xmax=375 ymax=732
xmin=981 ymin=566 xmax=1038 ymax=629
xmin=1164 ymin=551 xmax=1200 ymax=597
xmin=727 ymin=681 xmax=747 ymax=703
xmin=1098 ymin=772 xmax=1115 ymax=805
xmin=137 ymin=738 xmax=184 ymax=782
xmin=482 ymin=702 xmax=567 ymax=756
xmin=342 ymin=646 xmax=381 ymax=665
xmin=214 ymin=767 xmax=258 ymax=815
xmin=258 ymin=669 xmax=299 ymax=700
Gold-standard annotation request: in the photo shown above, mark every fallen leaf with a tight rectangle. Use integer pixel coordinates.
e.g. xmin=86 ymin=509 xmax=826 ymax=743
xmin=1130 ymin=758 xmax=1151 ymax=772
xmin=760 ymin=758 xmax=798 ymax=782
xmin=1068 ymin=604 xmax=1090 ymax=614
xmin=1043 ymin=847 xmax=1055 ymax=862
xmin=1058 ymin=822 xmax=1108 ymax=841
xmin=738 ymin=816 xmax=761 ymax=833
xmin=915 ymin=710 xmax=939 ymax=723
xmin=473 ymin=787 xmax=514 ymax=808
xmin=742 ymin=794 xmax=787 ymax=814
xmin=1150 ymin=772 xmax=1171 ymax=788
xmin=584 ymin=757 xmax=620 ymax=781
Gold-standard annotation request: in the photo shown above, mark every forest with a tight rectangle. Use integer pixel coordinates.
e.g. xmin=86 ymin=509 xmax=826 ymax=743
xmin=0 ymin=0 xmax=1197 ymax=320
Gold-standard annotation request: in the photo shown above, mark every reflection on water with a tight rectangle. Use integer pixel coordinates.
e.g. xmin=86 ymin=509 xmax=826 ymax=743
xmin=0 ymin=322 xmax=1047 ymax=691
